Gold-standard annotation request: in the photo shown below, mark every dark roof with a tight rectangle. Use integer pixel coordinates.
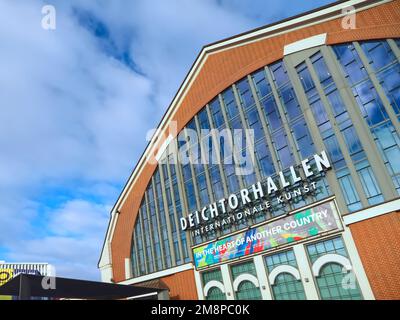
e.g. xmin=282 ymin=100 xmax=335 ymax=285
xmin=134 ymin=279 xmax=170 ymax=291
xmin=0 ymin=274 xmax=166 ymax=300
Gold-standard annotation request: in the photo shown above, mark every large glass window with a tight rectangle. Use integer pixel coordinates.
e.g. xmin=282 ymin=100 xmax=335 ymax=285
xmin=154 ymin=171 xmax=172 ymax=269
xmin=268 ymin=62 xmax=309 ymax=169
xmin=236 ymin=78 xmax=255 ymax=110
xmin=296 ymin=60 xmax=364 ymax=211
xmin=360 ymin=40 xmax=396 ymax=72
xmin=131 ymin=236 xmax=138 ymax=277
xmin=334 ymin=43 xmax=400 ymax=194
xmin=291 ymin=117 xmax=315 ymax=158
xmin=270 ymin=61 xmax=290 ymax=87
xmin=279 ymin=86 xmax=302 ymax=121
xmin=170 ymin=167 xmax=191 ymax=263
xmin=224 ymin=163 xmax=240 ymax=194
xmin=333 ymin=43 xmax=368 ymax=85
xmin=220 ymin=87 xmax=243 ymax=195
xmin=134 ymin=215 xmax=146 ymax=276
xmin=230 ymin=261 xmax=262 ymax=300
xmin=202 ymin=269 xmax=226 ymax=300
xmin=241 ymin=104 xmax=275 ymax=180
xmin=307 ymin=237 xmax=363 ymax=300
xmin=223 ymin=88 xmax=240 ymax=120
xmin=198 ymin=108 xmax=211 ymax=130
xmin=181 ymin=164 xmax=197 ymax=212
xmin=310 ymin=52 xmax=383 ymax=205
xmin=251 ymin=68 xmax=272 ymax=100
xmin=209 ymin=164 xmax=224 ymax=200
xmin=141 ymin=204 xmax=154 ymax=273
xmin=265 ymin=250 xmax=306 ymax=300
xmin=272 ymin=129 xmax=293 ymax=169
xmin=233 ymin=83 xmax=259 ymax=187
xmin=147 ymin=184 xmax=163 ymax=271
xmin=361 ymin=40 xmax=400 ymax=122
xmin=164 ymin=167 xmax=182 ymax=265
xmin=261 ymin=95 xmax=281 ymax=131
xmin=209 ymin=97 xmax=225 ymax=129
xmin=377 ymin=63 xmax=400 ymax=120
xmin=254 ymin=138 xmax=275 ymax=178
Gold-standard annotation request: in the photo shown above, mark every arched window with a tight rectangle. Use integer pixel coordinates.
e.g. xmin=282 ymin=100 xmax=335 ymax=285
xmin=265 ymin=250 xmax=306 ymax=300
xmin=236 ymin=280 xmax=262 ymax=300
xmin=231 ymin=261 xmax=262 ymax=300
xmin=272 ymin=273 xmax=306 ymax=300
xmin=316 ymin=263 xmax=362 ymax=300
xmin=202 ymin=269 xmax=226 ymax=300
xmin=307 ymin=237 xmax=363 ymax=300
xmin=207 ymin=287 xmax=226 ymax=300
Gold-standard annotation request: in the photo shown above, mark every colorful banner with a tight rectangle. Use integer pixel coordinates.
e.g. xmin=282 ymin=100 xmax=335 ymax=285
xmin=193 ymin=200 xmax=341 ymax=268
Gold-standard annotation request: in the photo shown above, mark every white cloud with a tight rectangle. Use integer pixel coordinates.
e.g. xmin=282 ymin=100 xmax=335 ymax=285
xmin=78 ymin=0 xmax=258 ymax=109
xmin=0 ymin=4 xmax=153 ymax=184
xmin=0 ymin=0 xmax=157 ymax=279
xmin=0 ymin=0 xmax=260 ymax=281
xmin=47 ymin=200 xmax=110 ymax=237
xmin=6 ymin=199 xmax=110 ymax=280
xmin=0 ymin=0 xmax=256 ymax=280
xmin=0 ymin=0 xmax=330 ymax=280
xmin=0 ymin=196 xmax=40 ymax=242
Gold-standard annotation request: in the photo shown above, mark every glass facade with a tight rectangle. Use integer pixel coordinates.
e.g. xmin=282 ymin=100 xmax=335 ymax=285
xmin=265 ymin=250 xmax=306 ymax=300
xmin=230 ymin=261 xmax=262 ymax=300
xmin=307 ymin=237 xmax=363 ymax=300
xmin=295 ymin=51 xmax=384 ymax=210
xmin=333 ymin=42 xmax=400 ymax=194
xmin=130 ymin=38 xmax=400 ymax=279
xmin=202 ymin=269 xmax=226 ymax=300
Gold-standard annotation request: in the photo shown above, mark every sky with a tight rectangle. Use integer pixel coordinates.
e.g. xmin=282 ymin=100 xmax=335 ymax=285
xmin=0 ymin=0 xmax=334 ymax=280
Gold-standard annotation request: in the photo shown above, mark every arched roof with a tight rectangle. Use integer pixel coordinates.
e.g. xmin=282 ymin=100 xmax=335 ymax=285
xmin=99 ymin=0 xmax=400 ymax=283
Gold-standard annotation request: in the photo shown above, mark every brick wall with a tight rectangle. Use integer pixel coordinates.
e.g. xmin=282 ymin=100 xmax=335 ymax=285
xmin=161 ymin=269 xmax=198 ymax=300
xmin=349 ymin=211 xmax=400 ymax=300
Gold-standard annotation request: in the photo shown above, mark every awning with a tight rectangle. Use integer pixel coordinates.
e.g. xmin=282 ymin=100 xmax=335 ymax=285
xmin=134 ymin=279 xmax=169 ymax=290
xmin=0 ymin=274 xmax=165 ymax=300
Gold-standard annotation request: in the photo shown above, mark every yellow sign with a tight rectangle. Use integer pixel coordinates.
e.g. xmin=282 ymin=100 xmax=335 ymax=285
xmin=0 ymin=269 xmax=13 ymax=286
xmin=0 ymin=269 xmax=14 ymax=299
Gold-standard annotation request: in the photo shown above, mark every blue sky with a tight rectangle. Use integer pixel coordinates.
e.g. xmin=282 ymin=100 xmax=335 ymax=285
xmin=0 ymin=0 xmax=333 ymax=280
